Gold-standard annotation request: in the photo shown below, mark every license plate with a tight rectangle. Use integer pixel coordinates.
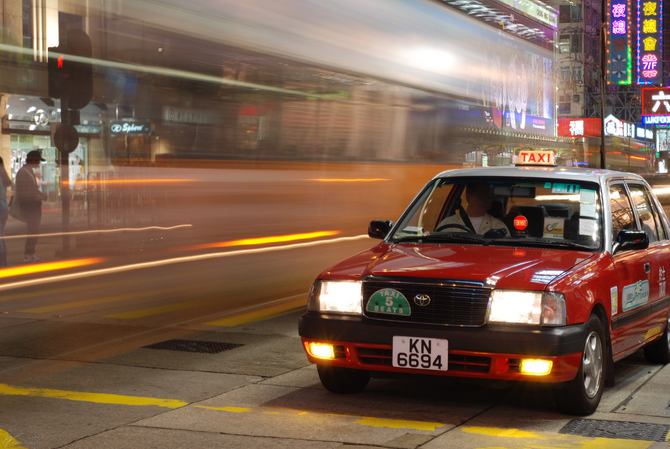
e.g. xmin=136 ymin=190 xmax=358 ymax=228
xmin=392 ymin=336 xmax=448 ymax=371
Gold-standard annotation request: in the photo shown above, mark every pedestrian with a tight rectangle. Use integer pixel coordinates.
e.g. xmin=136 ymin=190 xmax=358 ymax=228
xmin=16 ymin=150 xmax=46 ymax=263
xmin=0 ymin=156 xmax=12 ymax=267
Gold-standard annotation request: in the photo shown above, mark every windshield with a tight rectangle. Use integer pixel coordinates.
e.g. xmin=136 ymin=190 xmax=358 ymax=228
xmin=390 ymin=177 xmax=602 ymax=250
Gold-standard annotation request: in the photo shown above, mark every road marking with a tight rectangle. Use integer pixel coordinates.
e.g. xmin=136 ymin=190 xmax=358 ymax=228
xmin=354 ymin=417 xmax=444 ymax=431
xmin=0 ymin=275 xmax=174 ymax=303
xmin=16 ymin=289 xmax=174 ymax=314
xmin=460 ymin=427 xmax=654 ymax=448
xmin=0 ymin=383 xmax=188 ymax=409
xmin=194 ymin=405 xmax=250 ymax=413
xmin=0 ymin=283 xmax=117 ymax=303
xmin=104 ymin=298 xmax=213 ymax=319
xmin=204 ymin=297 xmax=306 ymax=326
xmin=0 ymin=429 xmax=27 ymax=449
xmin=0 ymin=234 xmax=370 ymax=292
xmin=198 ymin=406 xmax=445 ymax=431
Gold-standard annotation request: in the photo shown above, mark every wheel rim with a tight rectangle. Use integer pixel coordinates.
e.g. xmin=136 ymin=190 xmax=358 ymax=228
xmin=582 ymin=330 xmax=603 ymax=399
xmin=666 ymin=319 xmax=670 ymax=352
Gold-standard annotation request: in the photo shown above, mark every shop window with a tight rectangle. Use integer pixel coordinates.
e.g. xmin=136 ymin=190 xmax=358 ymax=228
xmin=559 ymin=36 xmax=571 ymax=54
xmin=571 ymin=5 xmax=582 ymax=21
xmin=559 ymin=5 xmax=571 ymax=23
xmin=570 ymin=34 xmax=582 ymax=54
xmin=22 ymin=0 xmax=32 ymax=49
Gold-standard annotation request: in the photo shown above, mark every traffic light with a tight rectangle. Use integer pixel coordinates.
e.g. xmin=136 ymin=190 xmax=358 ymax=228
xmin=48 ymin=46 xmax=67 ymax=99
xmin=47 ymin=29 xmax=92 ymax=110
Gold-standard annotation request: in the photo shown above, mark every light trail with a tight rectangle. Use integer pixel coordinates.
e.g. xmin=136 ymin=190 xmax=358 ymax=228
xmin=187 ymin=231 xmax=341 ymax=250
xmin=62 ymin=179 xmax=197 ymax=186
xmin=304 ymin=178 xmax=391 ymax=182
xmin=0 ymin=258 xmax=105 ymax=279
xmin=0 ymin=224 xmax=192 ymax=241
xmin=0 ymin=234 xmax=370 ymax=292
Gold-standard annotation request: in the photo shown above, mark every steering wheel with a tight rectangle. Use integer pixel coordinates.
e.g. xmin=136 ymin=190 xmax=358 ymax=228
xmin=434 ymin=223 xmax=475 ymax=233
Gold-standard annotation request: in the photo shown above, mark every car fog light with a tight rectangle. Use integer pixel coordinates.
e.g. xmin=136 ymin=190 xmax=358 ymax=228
xmin=520 ymin=359 xmax=552 ymax=376
xmin=307 ymin=342 xmax=335 ymax=360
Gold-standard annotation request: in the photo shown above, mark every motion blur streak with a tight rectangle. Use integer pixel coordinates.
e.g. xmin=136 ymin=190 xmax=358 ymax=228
xmin=0 ymin=43 xmax=329 ymax=99
xmin=188 ymin=231 xmax=341 ymax=250
xmin=0 ymin=258 xmax=105 ymax=279
xmin=205 ymin=294 xmax=306 ymax=326
xmin=0 ymin=225 xmax=192 ymax=241
xmin=63 ymin=179 xmax=197 ymax=186
xmin=0 ymin=235 xmax=369 ymax=292
xmin=305 ymin=179 xmax=391 ymax=182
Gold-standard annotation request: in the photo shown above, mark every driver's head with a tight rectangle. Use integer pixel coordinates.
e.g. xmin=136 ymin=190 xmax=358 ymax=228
xmin=465 ymin=183 xmax=493 ymax=216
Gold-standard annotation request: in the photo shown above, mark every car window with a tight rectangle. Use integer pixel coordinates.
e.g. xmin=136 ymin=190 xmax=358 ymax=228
xmin=391 ymin=177 xmax=602 ymax=250
xmin=628 ymin=183 xmax=665 ymax=242
xmin=609 ymin=183 xmax=636 ymax=242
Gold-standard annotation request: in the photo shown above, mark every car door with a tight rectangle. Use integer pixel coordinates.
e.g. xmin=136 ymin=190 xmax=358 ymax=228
xmin=609 ymin=182 xmax=654 ymax=357
xmin=626 ymin=182 xmax=670 ymax=341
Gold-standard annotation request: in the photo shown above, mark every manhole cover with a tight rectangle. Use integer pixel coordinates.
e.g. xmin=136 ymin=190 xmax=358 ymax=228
xmin=143 ymin=340 xmax=243 ymax=354
xmin=560 ymin=419 xmax=669 ymax=442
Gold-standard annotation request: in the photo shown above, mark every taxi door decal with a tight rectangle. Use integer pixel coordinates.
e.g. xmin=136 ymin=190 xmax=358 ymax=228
xmin=611 ymin=286 xmax=618 ymax=316
xmin=622 ymin=280 xmax=650 ymax=312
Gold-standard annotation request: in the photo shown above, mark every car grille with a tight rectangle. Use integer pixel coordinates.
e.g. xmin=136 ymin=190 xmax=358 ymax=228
xmin=362 ymin=277 xmax=491 ymax=326
xmin=355 ymin=347 xmax=491 ymax=373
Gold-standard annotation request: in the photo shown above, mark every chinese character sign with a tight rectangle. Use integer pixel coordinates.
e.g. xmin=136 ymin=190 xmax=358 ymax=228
xmin=637 ymin=0 xmax=663 ymax=84
xmin=642 ymin=87 xmax=670 ymax=115
xmin=608 ymin=0 xmax=632 ymax=84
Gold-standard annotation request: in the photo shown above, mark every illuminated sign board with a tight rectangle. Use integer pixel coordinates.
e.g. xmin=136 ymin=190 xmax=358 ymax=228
xmin=637 ymin=0 xmax=663 ymax=84
xmin=644 ymin=115 xmax=670 ymax=125
xmin=642 ymin=87 xmax=670 ymax=115
xmin=608 ymin=0 xmax=632 ymax=84
xmin=558 ymin=117 xmax=653 ymax=138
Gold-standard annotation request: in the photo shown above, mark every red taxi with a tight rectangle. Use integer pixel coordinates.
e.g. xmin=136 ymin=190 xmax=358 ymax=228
xmin=299 ymin=151 xmax=670 ymax=415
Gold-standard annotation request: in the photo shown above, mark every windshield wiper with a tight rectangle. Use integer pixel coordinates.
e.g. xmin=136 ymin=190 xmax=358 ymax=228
xmin=500 ymin=238 xmax=596 ymax=250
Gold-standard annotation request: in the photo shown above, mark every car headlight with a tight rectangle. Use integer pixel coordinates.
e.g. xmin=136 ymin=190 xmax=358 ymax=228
xmin=306 ymin=280 xmax=362 ymax=314
xmin=489 ymin=290 xmax=566 ymax=326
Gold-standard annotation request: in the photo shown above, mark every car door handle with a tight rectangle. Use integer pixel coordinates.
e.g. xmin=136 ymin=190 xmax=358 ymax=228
xmin=645 ymin=263 xmax=651 ymax=274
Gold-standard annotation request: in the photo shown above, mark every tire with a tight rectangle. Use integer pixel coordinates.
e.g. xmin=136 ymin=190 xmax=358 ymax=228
xmin=554 ymin=315 xmax=605 ymax=415
xmin=317 ymin=364 xmax=370 ymax=394
xmin=643 ymin=316 xmax=670 ymax=364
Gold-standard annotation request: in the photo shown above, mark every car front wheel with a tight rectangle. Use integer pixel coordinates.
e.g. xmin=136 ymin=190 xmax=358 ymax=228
xmin=554 ymin=315 xmax=605 ymax=415
xmin=317 ymin=364 xmax=370 ymax=394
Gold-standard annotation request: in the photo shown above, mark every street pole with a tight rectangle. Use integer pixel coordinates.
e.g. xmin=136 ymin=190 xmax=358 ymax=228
xmin=600 ymin=22 xmax=608 ymax=169
xmin=61 ymin=98 xmax=71 ymax=256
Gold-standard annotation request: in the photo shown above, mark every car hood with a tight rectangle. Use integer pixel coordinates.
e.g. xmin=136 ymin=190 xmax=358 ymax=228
xmin=321 ymin=243 xmax=597 ymax=289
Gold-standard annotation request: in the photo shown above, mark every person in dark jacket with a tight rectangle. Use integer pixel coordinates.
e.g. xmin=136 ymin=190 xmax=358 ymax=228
xmin=16 ymin=150 xmax=46 ymax=263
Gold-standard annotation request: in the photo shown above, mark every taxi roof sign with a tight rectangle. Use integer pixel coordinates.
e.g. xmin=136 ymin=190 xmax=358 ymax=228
xmin=516 ymin=150 xmax=556 ymax=166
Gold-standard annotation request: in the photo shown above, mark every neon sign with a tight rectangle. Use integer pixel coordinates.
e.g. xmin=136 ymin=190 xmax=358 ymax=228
xmin=607 ymin=0 xmax=632 ymax=84
xmin=637 ymin=0 xmax=663 ymax=84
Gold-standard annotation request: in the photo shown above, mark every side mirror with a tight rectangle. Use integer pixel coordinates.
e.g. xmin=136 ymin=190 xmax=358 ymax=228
xmin=368 ymin=220 xmax=393 ymax=239
xmin=613 ymin=229 xmax=649 ymax=254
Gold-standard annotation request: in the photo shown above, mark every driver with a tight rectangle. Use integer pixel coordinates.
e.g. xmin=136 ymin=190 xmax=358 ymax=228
xmin=437 ymin=183 xmax=509 ymax=234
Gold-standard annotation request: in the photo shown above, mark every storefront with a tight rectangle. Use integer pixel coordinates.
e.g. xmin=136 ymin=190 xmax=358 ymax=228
xmin=557 ymin=116 xmax=656 ymax=172
xmin=1 ymin=96 xmax=103 ymax=198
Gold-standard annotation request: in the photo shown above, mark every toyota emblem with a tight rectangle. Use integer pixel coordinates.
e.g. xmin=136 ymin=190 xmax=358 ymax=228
xmin=414 ymin=294 xmax=431 ymax=306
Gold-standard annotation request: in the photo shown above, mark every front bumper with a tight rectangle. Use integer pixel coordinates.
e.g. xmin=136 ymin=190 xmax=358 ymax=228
xmin=299 ymin=312 xmax=586 ymax=383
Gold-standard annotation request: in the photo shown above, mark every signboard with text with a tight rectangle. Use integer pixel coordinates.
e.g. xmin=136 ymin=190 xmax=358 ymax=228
xmin=608 ymin=0 xmax=632 ymax=84
xmin=637 ymin=0 xmax=663 ymax=84
xmin=642 ymin=87 xmax=670 ymax=116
